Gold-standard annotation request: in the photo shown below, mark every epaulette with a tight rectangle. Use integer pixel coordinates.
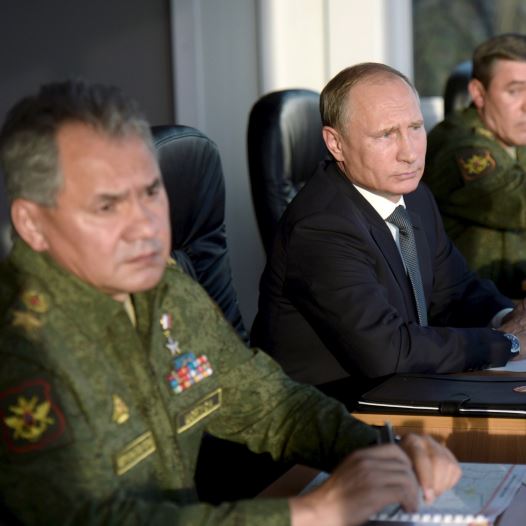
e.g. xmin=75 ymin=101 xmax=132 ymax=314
xmin=474 ymin=126 xmax=494 ymax=140
xmin=10 ymin=290 xmax=50 ymax=336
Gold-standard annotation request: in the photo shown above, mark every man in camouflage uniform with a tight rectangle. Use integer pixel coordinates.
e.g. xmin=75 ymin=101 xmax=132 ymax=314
xmin=0 ymin=81 xmax=459 ymax=525
xmin=425 ymin=33 xmax=526 ymax=298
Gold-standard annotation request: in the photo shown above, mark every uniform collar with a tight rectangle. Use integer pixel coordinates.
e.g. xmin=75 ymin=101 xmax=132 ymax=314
xmin=8 ymin=239 xmax=161 ymax=333
xmin=463 ymin=105 xmax=526 ymax=159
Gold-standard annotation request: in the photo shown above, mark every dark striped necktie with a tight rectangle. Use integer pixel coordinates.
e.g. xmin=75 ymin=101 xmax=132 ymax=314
xmin=387 ymin=205 xmax=428 ymax=326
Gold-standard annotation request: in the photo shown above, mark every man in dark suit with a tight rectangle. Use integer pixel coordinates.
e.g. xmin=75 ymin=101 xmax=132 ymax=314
xmin=252 ymin=62 xmax=526 ymax=406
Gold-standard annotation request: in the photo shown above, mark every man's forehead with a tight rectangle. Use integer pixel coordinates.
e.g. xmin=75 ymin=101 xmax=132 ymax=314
xmin=55 ymin=122 xmax=160 ymax=195
xmin=490 ymin=59 xmax=526 ymax=82
xmin=348 ymin=77 xmax=421 ymax=122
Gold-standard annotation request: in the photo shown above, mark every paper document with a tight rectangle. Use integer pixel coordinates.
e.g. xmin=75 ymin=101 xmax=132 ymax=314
xmin=488 ymin=356 xmax=526 ymax=372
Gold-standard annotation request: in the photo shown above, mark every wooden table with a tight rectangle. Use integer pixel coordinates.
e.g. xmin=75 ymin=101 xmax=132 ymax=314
xmin=352 ymin=370 xmax=526 ymax=463
xmin=352 ymin=411 xmax=526 ymax=463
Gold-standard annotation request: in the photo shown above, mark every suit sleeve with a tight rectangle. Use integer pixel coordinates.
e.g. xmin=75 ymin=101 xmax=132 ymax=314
xmin=281 ymin=190 xmax=512 ymax=379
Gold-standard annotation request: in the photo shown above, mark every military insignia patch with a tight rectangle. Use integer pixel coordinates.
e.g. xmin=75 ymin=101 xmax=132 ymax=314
xmin=11 ymin=311 xmax=43 ymax=333
xmin=114 ymin=430 xmax=156 ymax=476
xmin=456 ymin=149 xmax=497 ymax=181
xmin=0 ymin=379 xmax=67 ymax=453
xmin=177 ymin=388 xmax=222 ymax=433
xmin=22 ymin=291 xmax=49 ymax=314
xmin=111 ymin=394 xmax=130 ymax=424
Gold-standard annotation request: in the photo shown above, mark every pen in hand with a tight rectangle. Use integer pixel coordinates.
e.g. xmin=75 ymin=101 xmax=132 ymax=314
xmin=378 ymin=420 xmax=397 ymax=445
xmin=378 ymin=422 xmax=424 ymax=516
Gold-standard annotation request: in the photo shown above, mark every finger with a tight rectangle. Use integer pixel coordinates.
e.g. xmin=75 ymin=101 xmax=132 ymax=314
xmin=401 ymin=434 xmax=461 ymax=502
xmin=425 ymin=439 xmax=461 ymax=496
xmin=334 ymin=447 xmax=421 ymax=512
xmin=400 ymin=434 xmax=434 ymax=501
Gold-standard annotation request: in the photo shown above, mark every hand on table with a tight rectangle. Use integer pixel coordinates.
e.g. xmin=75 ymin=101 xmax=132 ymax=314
xmin=497 ymin=300 xmax=526 ymax=358
xmin=289 ymin=434 xmax=461 ymax=526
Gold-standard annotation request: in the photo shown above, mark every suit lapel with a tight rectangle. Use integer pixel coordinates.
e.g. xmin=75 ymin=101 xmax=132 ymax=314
xmin=327 ymin=165 xmax=429 ymax=316
xmin=331 ymin=168 xmax=412 ymax=296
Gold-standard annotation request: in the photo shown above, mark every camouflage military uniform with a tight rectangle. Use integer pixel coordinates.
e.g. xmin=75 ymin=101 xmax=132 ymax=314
xmin=424 ymin=105 xmax=526 ymax=298
xmin=0 ymin=240 xmax=377 ymax=525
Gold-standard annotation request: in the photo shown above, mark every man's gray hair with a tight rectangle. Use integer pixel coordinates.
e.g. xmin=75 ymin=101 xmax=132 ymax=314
xmin=0 ymin=79 xmax=155 ymax=207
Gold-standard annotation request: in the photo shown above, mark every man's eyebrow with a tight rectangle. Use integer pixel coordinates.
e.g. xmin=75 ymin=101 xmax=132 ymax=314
xmin=505 ymin=80 xmax=526 ymax=88
xmin=92 ymin=190 xmax=128 ymax=205
xmin=146 ymin=177 xmax=163 ymax=190
xmin=375 ymin=125 xmax=399 ymax=135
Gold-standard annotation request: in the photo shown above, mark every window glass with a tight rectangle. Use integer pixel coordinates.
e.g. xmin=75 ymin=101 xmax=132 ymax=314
xmin=413 ymin=0 xmax=526 ymax=97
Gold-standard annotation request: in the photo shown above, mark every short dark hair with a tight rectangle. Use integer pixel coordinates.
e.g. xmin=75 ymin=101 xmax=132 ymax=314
xmin=320 ymin=62 xmax=416 ymax=133
xmin=472 ymin=33 xmax=526 ymax=88
xmin=0 ymin=79 xmax=154 ymax=207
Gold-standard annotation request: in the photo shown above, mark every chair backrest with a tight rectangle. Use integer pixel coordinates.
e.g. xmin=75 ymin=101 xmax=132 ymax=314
xmin=152 ymin=125 xmax=248 ymax=343
xmin=247 ymin=89 xmax=329 ymax=253
xmin=444 ymin=60 xmax=473 ymax=116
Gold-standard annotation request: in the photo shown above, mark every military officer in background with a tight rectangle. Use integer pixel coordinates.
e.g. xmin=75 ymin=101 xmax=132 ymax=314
xmin=0 ymin=80 xmax=460 ymax=525
xmin=424 ymin=33 xmax=526 ymax=298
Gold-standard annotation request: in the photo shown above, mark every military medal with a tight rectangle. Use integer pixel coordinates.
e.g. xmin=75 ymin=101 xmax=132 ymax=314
xmin=160 ymin=313 xmax=213 ymax=394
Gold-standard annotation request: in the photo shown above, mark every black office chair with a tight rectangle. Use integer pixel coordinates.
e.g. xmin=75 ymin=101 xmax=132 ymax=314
xmin=443 ymin=60 xmax=473 ymax=116
xmin=247 ymin=89 xmax=329 ymax=254
xmin=152 ymin=125 xmax=247 ymax=343
xmin=152 ymin=125 xmax=287 ymax=502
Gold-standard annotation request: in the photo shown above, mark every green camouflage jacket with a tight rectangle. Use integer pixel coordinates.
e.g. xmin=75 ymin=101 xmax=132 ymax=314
xmin=0 ymin=240 xmax=377 ymax=525
xmin=424 ymin=105 xmax=526 ymax=298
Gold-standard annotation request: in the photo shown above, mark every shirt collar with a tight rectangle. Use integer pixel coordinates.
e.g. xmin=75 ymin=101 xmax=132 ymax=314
xmin=352 ymin=184 xmax=406 ymax=220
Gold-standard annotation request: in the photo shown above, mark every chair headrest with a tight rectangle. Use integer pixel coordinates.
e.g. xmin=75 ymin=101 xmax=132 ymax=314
xmin=152 ymin=125 xmax=247 ymax=342
xmin=247 ymin=89 xmax=328 ymax=253
xmin=444 ymin=61 xmax=472 ymax=116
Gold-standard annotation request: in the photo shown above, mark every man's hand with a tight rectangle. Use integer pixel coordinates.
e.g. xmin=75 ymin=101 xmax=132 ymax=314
xmin=289 ymin=436 xmax=460 ymax=526
xmin=399 ymin=433 xmax=461 ymax=503
xmin=500 ymin=299 xmax=526 ymax=333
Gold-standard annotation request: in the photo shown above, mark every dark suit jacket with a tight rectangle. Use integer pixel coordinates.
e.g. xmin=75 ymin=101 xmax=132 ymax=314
xmin=252 ymin=160 xmax=514 ymax=392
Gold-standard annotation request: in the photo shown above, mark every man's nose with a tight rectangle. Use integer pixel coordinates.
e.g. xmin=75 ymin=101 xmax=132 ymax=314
xmin=397 ymin=134 xmax=417 ymax=164
xmin=128 ymin=200 xmax=160 ymax=238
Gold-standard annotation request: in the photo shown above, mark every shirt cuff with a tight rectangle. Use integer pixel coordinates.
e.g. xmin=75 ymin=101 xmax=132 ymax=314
xmin=490 ymin=308 xmax=514 ymax=328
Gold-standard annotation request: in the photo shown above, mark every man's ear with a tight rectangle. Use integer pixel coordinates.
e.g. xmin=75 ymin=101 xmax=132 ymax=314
xmin=322 ymin=126 xmax=345 ymax=162
xmin=11 ymin=199 xmax=50 ymax=252
xmin=468 ymin=78 xmax=486 ymax=110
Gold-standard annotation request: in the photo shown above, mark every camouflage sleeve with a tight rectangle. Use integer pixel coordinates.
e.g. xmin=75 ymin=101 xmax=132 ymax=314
xmin=425 ymin=140 xmax=526 ymax=230
xmin=191 ymin=288 xmax=379 ymax=471
xmin=208 ymin=349 xmax=379 ymax=472
xmin=0 ymin=345 xmax=293 ymax=526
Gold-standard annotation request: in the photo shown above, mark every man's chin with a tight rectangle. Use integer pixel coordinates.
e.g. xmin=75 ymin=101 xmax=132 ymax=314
xmin=389 ymin=179 xmax=420 ymax=198
xmin=124 ymin=267 xmax=166 ymax=295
